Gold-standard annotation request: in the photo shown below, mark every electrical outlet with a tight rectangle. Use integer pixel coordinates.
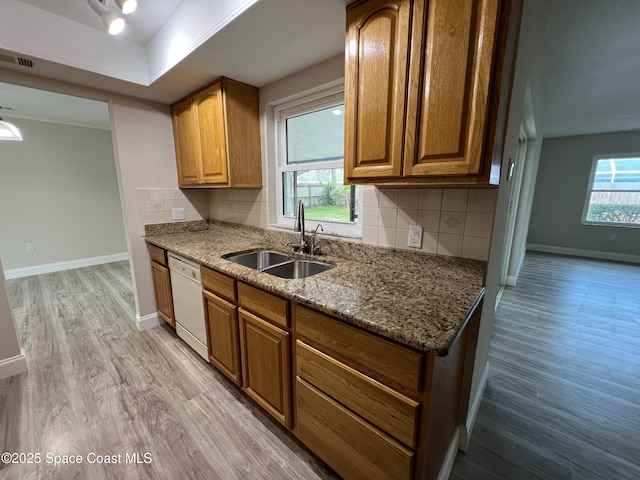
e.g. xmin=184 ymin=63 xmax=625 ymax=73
xmin=172 ymin=207 xmax=186 ymax=221
xmin=408 ymin=225 xmax=423 ymax=248
xmin=25 ymin=242 xmax=34 ymax=252
xmin=609 ymin=233 xmax=616 ymax=241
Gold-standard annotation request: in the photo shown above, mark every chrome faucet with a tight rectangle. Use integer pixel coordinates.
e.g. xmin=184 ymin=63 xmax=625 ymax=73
xmin=286 ymin=200 xmax=309 ymax=253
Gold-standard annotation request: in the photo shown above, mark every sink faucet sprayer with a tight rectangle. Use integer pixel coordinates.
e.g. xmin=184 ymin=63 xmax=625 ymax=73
xmin=286 ymin=200 xmax=311 ymax=253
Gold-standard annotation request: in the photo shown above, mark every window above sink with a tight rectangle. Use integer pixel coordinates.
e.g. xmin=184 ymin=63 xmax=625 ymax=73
xmin=272 ymin=85 xmax=362 ymax=238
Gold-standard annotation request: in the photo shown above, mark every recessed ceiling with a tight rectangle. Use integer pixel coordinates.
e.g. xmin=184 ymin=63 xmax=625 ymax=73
xmin=17 ymin=0 xmax=187 ymax=45
xmin=0 ymin=0 xmax=348 ymax=102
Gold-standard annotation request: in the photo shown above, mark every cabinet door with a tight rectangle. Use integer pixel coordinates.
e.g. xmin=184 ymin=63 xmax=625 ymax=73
xmin=204 ymin=290 xmax=241 ymax=386
xmin=193 ymin=82 xmax=229 ymax=185
xmin=239 ymin=309 xmax=291 ymax=428
xmin=151 ymin=261 xmax=174 ymax=327
xmin=344 ymin=0 xmax=411 ymax=180
xmin=171 ymin=97 xmax=201 ymax=186
xmin=404 ymin=0 xmax=500 ymax=177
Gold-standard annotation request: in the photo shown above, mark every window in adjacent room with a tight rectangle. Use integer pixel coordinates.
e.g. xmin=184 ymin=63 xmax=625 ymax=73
xmin=582 ymin=155 xmax=640 ymax=227
xmin=275 ymin=89 xmax=361 ymax=236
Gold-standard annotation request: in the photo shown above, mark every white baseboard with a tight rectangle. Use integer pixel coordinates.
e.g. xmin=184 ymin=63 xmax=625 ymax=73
xmin=505 ymin=274 xmax=518 ymax=287
xmin=458 ymin=361 xmax=490 ymax=452
xmin=136 ymin=312 xmax=161 ymax=331
xmin=437 ymin=425 xmax=461 ymax=480
xmin=0 ymin=348 xmax=28 ymax=380
xmin=526 ymin=244 xmax=640 ymax=264
xmin=4 ymin=253 xmax=129 ymax=279
xmin=495 ymin=286 xmax=505 ymax=309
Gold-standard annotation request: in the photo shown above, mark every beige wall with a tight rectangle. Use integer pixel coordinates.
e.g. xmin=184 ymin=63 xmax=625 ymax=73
xmin=0 ymin=258 xmax=21 ymax=364
xmin=209 ymin=55 xmax=498 ymax=261
xmin=0 ymin=118 xmax=126 ymax=271
xmin=528 ymin=131 xmax=640 ymax=257
xmin=0 ymin=68 xmax=179 ymax=325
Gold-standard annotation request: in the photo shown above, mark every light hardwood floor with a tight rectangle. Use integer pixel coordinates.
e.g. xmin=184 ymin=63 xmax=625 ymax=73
xmin=2 ymin=253 xmax=638 ymax=479
xmin=0 ymin=262 xmax=337 ymax=480
xmin=451 ymin=252 xmax=640 ymax=480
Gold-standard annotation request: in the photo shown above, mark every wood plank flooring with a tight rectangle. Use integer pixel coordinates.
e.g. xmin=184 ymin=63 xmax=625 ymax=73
xmin=451 ymin=252 xmax=640 ymax=480
xmin=2 ymin=253 xmax=638 ymax=480
xmin=0 ymin=262 xmax=337 ymax=480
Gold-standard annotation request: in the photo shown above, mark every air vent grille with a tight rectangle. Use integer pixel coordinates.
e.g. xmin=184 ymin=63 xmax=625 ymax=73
xmin=0 ymin=53 xmax=34 ymax=68
xmin=17 ymin=57 xmax=34 ymax=68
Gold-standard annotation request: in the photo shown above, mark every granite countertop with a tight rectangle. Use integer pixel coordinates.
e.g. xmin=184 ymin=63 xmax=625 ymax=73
xmin=145 ymin=221 xmax=486 ymax=356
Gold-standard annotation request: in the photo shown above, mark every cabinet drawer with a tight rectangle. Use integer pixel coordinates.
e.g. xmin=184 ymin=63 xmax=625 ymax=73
xmin=201 ymin=266 xmax=236 ymax=302
xmin=296 ymin=377 xmax=414 ymax=480
xmin=295 ymin=305 xmax=423 ymax=396
xmin=238 ymin=282 xmax=289 ymax=328
xmin=147 ymin=243 xmax=167 ymax=266
xmin=297 ymin=340 xmax=419 ymax=448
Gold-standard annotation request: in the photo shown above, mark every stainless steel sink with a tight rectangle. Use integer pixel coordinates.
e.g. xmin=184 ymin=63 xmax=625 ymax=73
xmin=260 ymin=259 xmax=333 ymax=279
xmin=223 ymin=250 xmax=291 ymax=269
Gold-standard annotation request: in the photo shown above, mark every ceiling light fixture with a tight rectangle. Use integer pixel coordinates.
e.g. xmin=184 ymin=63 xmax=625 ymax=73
xmin=332 ymin=109 xmax=343 ymax=116
xmin=88 ymin=0 xmax=125 ymax=35
xmin=0 ymin=118 xmax=23 ymax=141
xmin=115 ymin=0 xmax=137 ymax=15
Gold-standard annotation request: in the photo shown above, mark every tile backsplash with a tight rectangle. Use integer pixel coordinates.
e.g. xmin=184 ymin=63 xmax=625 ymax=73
xmin=361 ymin=186 xmax=497 ymax=261
xmin=208 ymin=188 xmax=269 ymax=229
xmin=135 ymin=188 xmax=208 ymax=236
xmin=206 ymin=185 xmax=497 ymax=261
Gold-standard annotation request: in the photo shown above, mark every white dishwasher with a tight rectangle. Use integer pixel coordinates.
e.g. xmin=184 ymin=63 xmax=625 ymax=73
xmin=168 ymin=253 xmax=209 ymax=362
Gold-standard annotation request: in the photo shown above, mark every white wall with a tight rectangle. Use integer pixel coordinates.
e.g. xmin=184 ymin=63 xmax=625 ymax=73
xmin=209 ymin=55 xmax=498 ymax=261
xmin=0 ymin=257 xmax=26 ymax=379
xmin=0 ymin=67 xmax=179 ymax=329
xmin=462 ymin=0 xmax=546 ymax=446
xmin=0 ymin=118 xmax=126 ymax=272
xmin=528 ymin=131 xmax=640 ymax=259
xmin=0 ymin=258 xmax=21 ymax=358
xmin=108 ymin=100 xmax=179 ymax=325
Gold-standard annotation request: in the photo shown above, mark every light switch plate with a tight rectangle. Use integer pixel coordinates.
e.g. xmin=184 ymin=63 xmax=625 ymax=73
xmin=408 ymin=225 xmax=423 ymax=248
xmin=172 ymin=207 xmax=186 ymax=221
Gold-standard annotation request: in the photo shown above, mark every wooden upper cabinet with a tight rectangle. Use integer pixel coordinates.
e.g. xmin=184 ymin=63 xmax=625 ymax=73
xmin=344 ymin=0 xmax=411 ymax=179
xmin=172 ymin=97 xmax=201 ymax=186
xmin=193 ymin=83 xmax=229 ymax=185
xmin=404 ymin=0 xmax=500 ymax=177
xmin=345 ymin=0 xmax=504 ymax=185
xmin=171 ymin=77 xmax=262 ymax=188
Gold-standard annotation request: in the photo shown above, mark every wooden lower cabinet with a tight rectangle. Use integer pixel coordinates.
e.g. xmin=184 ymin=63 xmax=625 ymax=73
xmin=293 ymin=301 xmax=482 ymax=480
xmin=151 ymin=261 xmax=174 ymax=327
xmin=203 ymin=290 xmax=241 ymax=386
xmin=239 ymin=308 xmax=291 ymax=428
xmin=296 ymin=340 xmax=419 ymax=448
xmin=296 ymin=377 xmax=414 ymax=480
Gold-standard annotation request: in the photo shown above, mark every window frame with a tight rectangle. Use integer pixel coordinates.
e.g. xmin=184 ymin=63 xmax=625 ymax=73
xmin=581 ymin=153 xmax=640 ymax=228
xmin=272 ymin=87 xmax=362 ymax=237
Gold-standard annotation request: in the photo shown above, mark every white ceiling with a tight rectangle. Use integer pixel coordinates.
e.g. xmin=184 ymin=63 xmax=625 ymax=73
xmin=0 ymin=0 xmax=639 ymax=140
xmin=18 ymin=0 xmax=187 ymax=45
xmin=542 ymin=0 xmax=640 ymax=138
xmin=0 ymin=82 xmax=110 ymax=130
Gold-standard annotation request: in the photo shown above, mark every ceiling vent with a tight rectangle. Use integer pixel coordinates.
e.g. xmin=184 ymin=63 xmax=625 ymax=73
xmin=0 ymin=52 xmax=34 ymax=68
